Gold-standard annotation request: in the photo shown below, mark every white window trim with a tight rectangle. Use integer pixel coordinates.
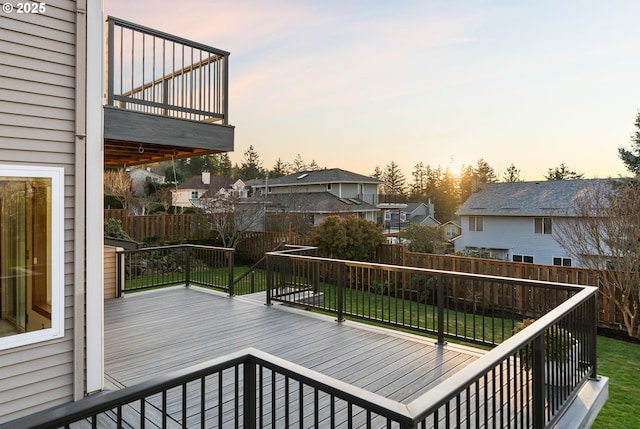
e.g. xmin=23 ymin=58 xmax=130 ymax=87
xmin=0 ymin=165 xmax=65 ymax=350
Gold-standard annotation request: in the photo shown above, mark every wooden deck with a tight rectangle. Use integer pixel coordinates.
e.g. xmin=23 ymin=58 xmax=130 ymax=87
xmin=104 ymin=286 xmax=483 ymax=404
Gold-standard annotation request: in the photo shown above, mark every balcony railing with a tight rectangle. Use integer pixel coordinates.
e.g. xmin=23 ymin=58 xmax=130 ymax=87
xmin=116 ymin=244 xmax=234 ymax=296
xmin=7 ymin=248 xmax=600 ymax=428
xmin=106 ymin=16 xmax=229 ymax=123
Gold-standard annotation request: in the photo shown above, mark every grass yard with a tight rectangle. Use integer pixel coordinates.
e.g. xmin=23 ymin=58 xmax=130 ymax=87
xmin=592 ymin=335 xmax=640 ymax=428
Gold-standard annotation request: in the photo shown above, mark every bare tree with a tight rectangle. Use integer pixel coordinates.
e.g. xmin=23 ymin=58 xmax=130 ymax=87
xmin=104 ymin=169 xmax=133 ymax=209
xmin=553 ymin=178 xmax=640 ymax=339
xmin=196 ymin=194 xmax=266 ymax=248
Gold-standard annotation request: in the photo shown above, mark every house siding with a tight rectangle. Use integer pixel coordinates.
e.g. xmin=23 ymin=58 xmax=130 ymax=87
xmin=0 ymin=3 xmax=79 ymax=422
xmin=455 ymin=215 xmax=573 ymax=266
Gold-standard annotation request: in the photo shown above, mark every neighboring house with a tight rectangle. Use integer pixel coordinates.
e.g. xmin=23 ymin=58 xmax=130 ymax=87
xmin=454 ymin=179 xmax=610 ymax=267
xmin=385 ymin=201 xmax=440 ymax=229
xmin=250 ymin=168 xmax=383 ymax=226
xmin=128 ymin=167 xmax=165 ymax=197
xmin=0 ymin=7 xmax=233 ymax=423
xmin=441 ymin=220 xmax=462 ymax=241
xmin=171 ymin=172 xmax=244 ymax=208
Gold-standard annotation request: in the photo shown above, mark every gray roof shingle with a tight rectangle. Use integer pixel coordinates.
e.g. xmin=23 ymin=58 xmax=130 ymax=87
xmin=457 ymin=179 xmax=613 ymax=217
xmin=265 ymin=168 xmax=382 ymax=187
xmin=254 ymin=192 xmax=378 ymax=214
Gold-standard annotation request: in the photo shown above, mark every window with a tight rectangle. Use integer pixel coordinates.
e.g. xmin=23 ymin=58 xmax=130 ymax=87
xmin=327 ymin=183 xmax=332 ymax=191
xmin=553 ymin=257 xmax=572 ymax=267
xmin=190 ymin=190 xmax=199 ymax=199
xmin=0 ymin=165 xmax=64 ymax=350
xmin=513 ymin=254 xmax=534 ymax=263
xmin=534 ymin=217 xmax=552 ymax=234
xmin=469 ymin=216 xmax=483 ymax=232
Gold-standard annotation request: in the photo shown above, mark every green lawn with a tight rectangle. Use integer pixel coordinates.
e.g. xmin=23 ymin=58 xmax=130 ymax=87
xmin=592 ymin=336 xmax=640 ymax=428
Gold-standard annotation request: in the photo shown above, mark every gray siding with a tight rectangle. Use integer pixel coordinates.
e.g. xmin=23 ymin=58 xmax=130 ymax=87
xmin=0 ymin=2 xmax=78 ymax=422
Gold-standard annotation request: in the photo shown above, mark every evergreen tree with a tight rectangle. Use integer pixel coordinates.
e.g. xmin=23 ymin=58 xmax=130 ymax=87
xmin=238 ymin=145 xmax=264 ymax=180
xmin=308 ymin=159 xmax=321 ymax=170
xmin=618 ymin=111 xmax=640 ymax=174
xmin=382 ymin=161 xmax=406 ymax=195
xmin=544 ymin=162 xmax=583 ymax=180
xmin=372 ymin=166 xmax=383 ymax=180
xmin=458 ymin=164 xmax=475 ymax=204
xmin=218 ymin=153 xmax=233 ymax=178
xmin=503 ymin=163 xmax=522 ymax=182
xmin=270 ymin=158 xmax=289 ymax=178
xmin=410 ymin=162 xmax=428 ymax=199
xmin=475 ymin=158 xmax=498 ymax=183
xmin=291 ymin=154 xmax=307 ymax=173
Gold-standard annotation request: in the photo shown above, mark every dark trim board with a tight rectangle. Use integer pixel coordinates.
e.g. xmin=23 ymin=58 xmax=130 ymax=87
xmin=104 ymin=286 xmax=481 ymax=403
xmin=103 ymin=106 xmax=234 ymax=166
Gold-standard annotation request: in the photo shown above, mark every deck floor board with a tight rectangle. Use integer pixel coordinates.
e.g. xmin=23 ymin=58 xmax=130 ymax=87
xmin=104 ymin=286 xmax=482 ymax=415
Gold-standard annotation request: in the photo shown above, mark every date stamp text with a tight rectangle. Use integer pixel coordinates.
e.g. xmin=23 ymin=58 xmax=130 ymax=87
xmin=2 ymin=2 xmax=47 ymax=14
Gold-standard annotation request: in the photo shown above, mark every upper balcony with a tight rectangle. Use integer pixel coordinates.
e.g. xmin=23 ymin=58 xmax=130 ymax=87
xmin=104 ymin=17 xmax=234 ymax=167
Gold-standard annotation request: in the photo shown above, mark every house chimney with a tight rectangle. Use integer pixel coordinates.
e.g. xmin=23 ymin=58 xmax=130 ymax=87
xmin=471 ymin=176 xmax=481 ymax=193
xmin=202 ymin=171 xmax=210 ymax=185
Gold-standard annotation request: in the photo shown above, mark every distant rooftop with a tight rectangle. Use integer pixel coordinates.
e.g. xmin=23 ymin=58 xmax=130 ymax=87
xmin=457 ymin=179 xmax=614 ymax=216
xmin=264 ymin=168 xmax=382 ymax=187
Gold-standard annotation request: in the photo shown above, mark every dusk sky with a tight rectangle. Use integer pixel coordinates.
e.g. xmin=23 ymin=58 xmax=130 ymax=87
xmin=104 ymin=0 xmax=640 ymax=181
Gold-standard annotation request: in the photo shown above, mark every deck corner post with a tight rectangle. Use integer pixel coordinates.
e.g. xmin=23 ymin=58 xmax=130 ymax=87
xmin=336 ymin=263 xmax=345 ymax=323
xmin=243 ymin=357 xmax=257 ymax=427
xmin=228 ymin=249 xmax=235 ymax=296
xmin=589 ymin=294 xmax=599 ymax=380
xmin=532 ymin=334 xmax=546 ymax=429
xmin=185 ymin=246 xmax=191 ymax=288
xmin=265 ymin=255 xmax=273 ymax=306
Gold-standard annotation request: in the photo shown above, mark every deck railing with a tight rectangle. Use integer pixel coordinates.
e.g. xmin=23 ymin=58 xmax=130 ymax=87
xmin=5 ymin=279 xmax=599 ymax=428
xmin=11 ymin=249 xmax=599 ymax=428
xmin=116 ymin=244 xmax=234 ymax=295
xmin=264 ymin=249 xmax=600 ymax=428
xmin=106 ymin=16 xmax=229 ymax=123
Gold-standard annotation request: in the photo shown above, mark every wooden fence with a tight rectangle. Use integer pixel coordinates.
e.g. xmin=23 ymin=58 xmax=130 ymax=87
xmin=375 ymin=244 xmax=621 ymax=330
xmin=105 ymin=210 xmax=214 ymax=243
xmin=103 ymin=211 xmax=624 ymax=331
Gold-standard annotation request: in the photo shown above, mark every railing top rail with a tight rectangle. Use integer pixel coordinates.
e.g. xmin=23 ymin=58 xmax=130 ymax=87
xmin=116 ymin=244 xmax=234 ymax=255
xmin=266 ymin=251 xmax=590 ymax=292
xmin=406 ymin=285 xmax=597 ymax=420
xmin=248 ymin=349 xmax=414 ymax=425
xmin=106 ymin=15 xmax=230 ymax=57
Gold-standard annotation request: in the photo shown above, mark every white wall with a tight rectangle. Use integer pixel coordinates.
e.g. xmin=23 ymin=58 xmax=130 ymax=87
xmin=455 ymin=215 xmax=576 ymax=266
